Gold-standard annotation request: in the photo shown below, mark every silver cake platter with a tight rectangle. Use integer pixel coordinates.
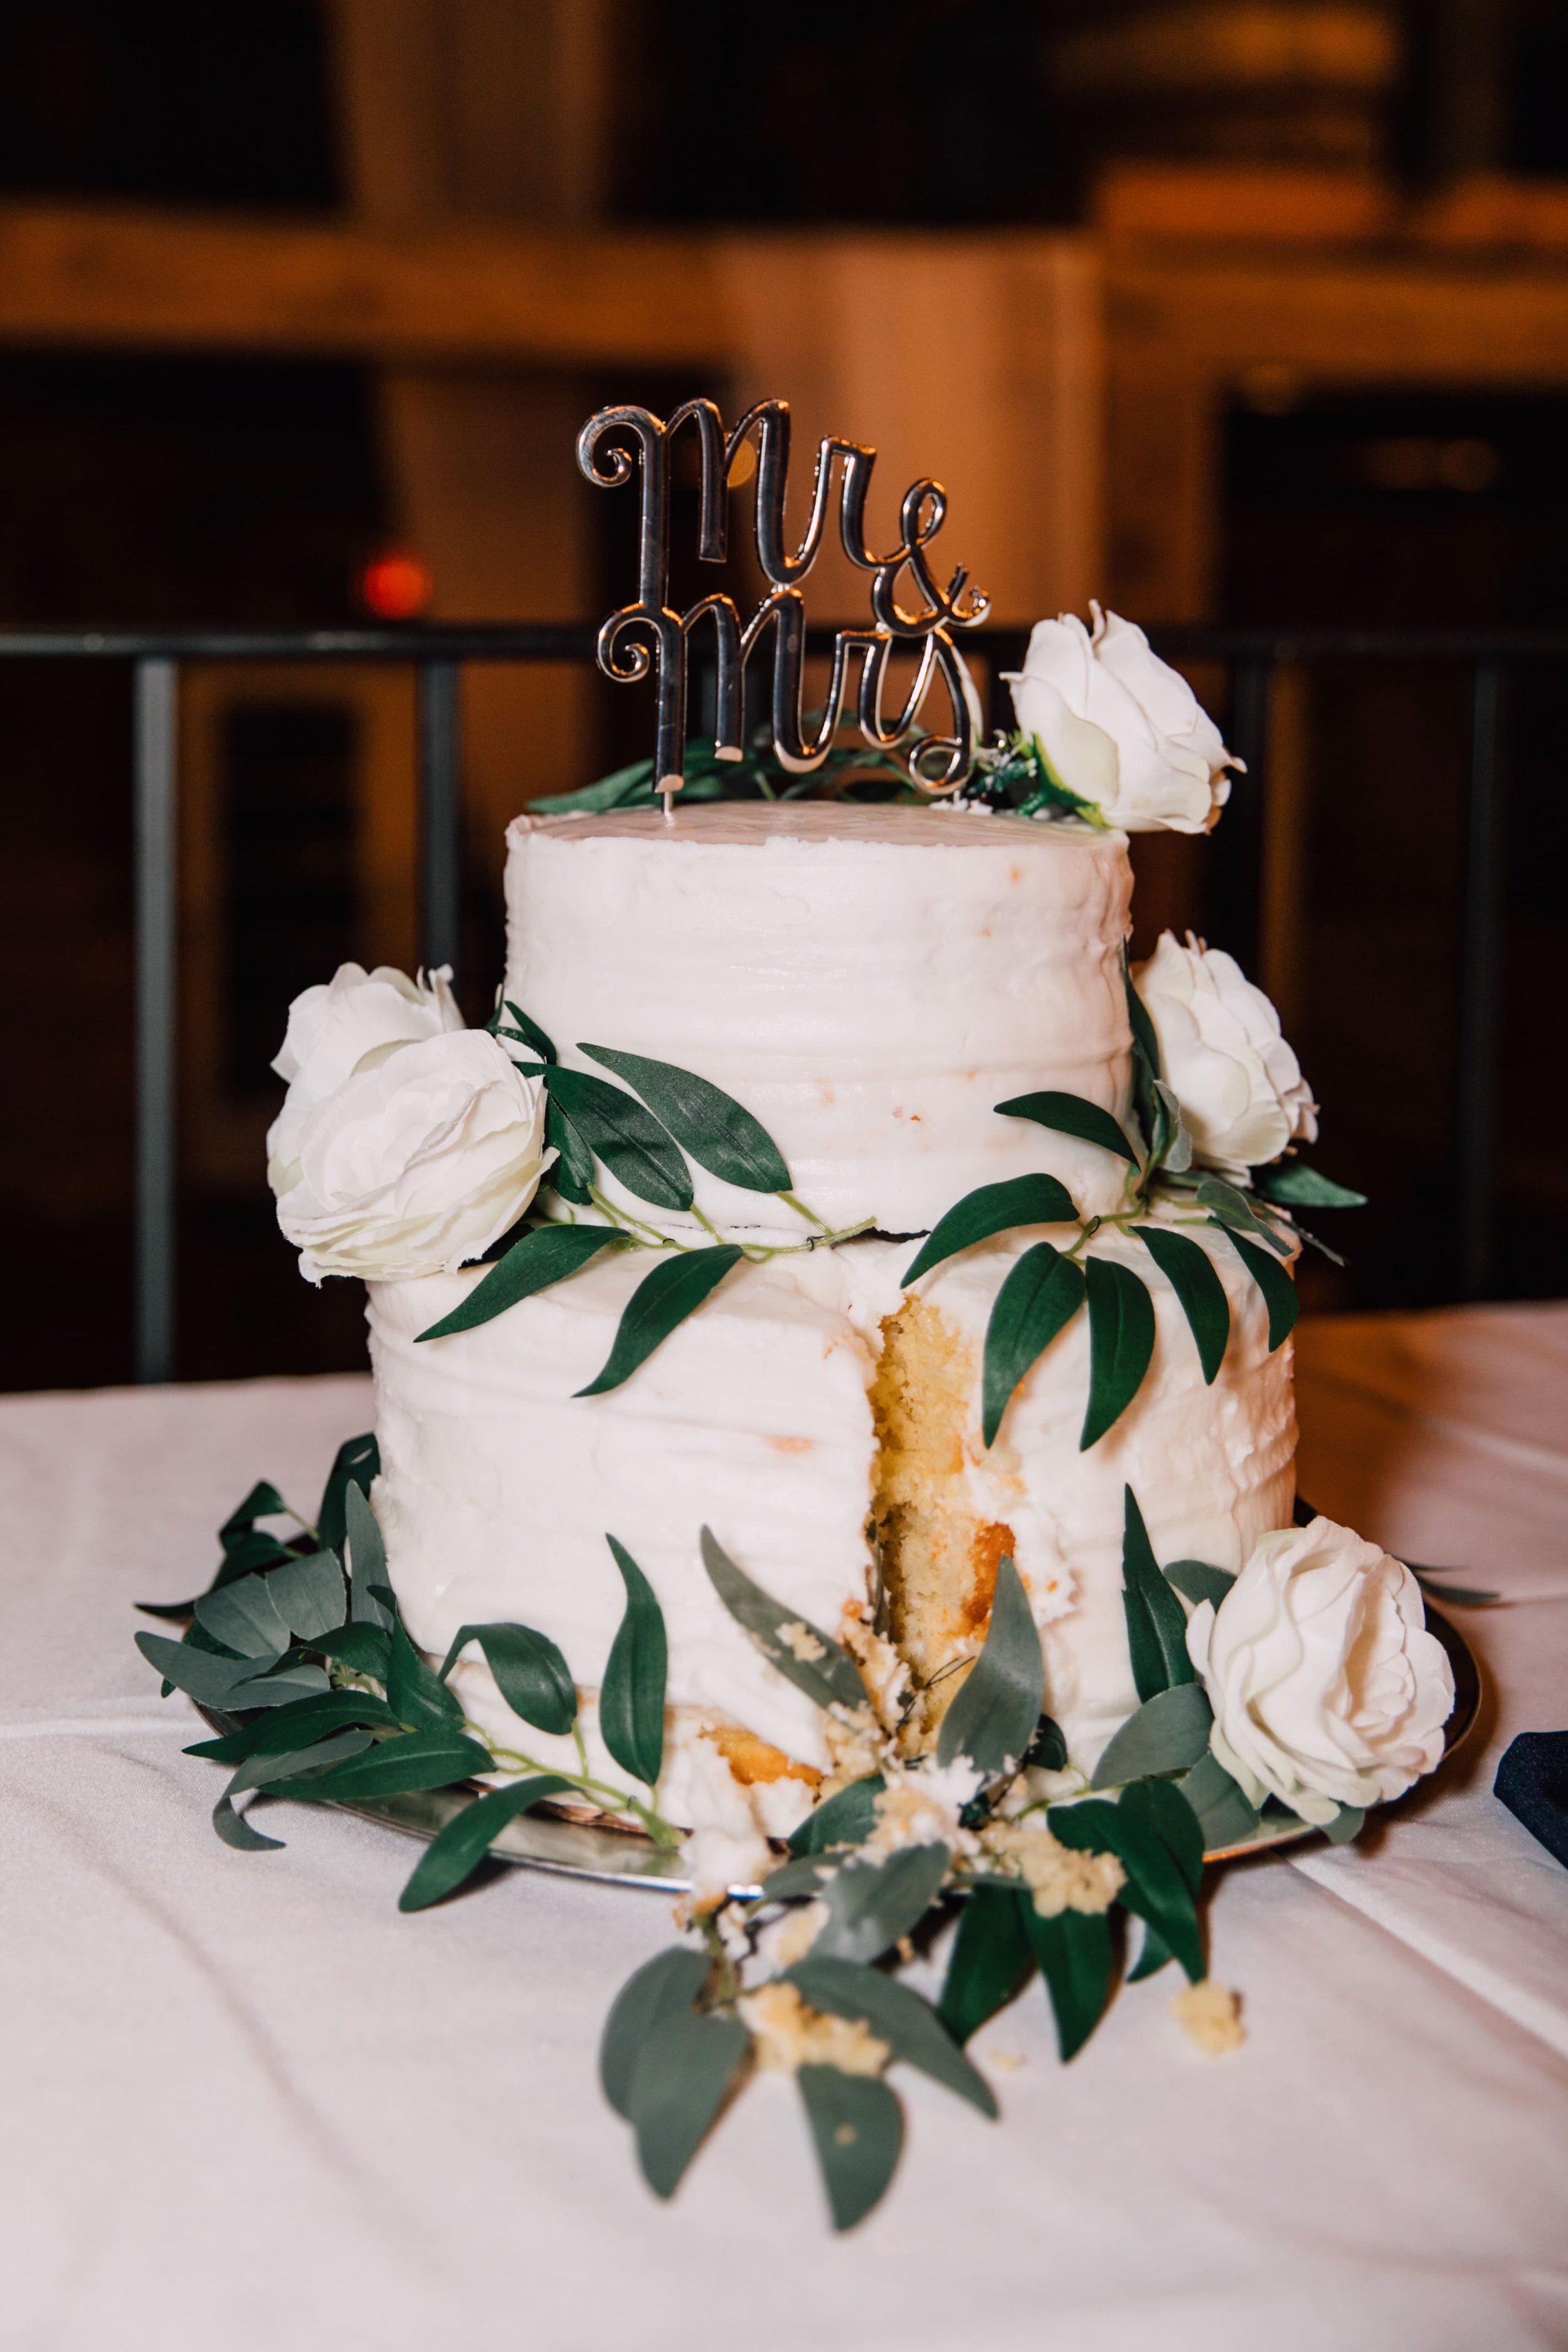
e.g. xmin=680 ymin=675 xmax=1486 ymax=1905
xmin=203 ymin=1609 xmax=1481 ymax=1895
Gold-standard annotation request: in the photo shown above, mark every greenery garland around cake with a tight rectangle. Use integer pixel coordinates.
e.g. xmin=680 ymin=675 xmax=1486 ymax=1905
xmin=139 ymin=1433 xmax=1465 ymax=2232
xmin=416 ymin=946 xmax=1364 ymax=1456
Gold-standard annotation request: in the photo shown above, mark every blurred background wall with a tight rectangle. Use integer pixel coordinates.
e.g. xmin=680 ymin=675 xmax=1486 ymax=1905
xmin=4 ymin=0 xmax=1568 ymax=1387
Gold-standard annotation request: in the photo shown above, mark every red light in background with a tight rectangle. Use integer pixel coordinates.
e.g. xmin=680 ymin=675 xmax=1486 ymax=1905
xmin=358 ymin=548 xmax=433 ymax=620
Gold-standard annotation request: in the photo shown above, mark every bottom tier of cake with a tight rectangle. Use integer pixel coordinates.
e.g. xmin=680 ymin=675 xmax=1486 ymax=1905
xmin=366 ymin=1208 xmax=1296 ymax=1847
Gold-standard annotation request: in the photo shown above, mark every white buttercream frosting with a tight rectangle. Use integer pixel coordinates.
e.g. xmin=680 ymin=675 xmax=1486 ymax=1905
xmin=368 ymin=1210 xmax=1295 ymax=1813
xmin=503 ymin=802 xmax=1135 ymax=1239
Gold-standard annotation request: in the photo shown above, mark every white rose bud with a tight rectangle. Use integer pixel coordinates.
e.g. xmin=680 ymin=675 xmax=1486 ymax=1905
xmin=1186 ymin=1518 xmax=1455 ymax=1827
xmin=1132 ymin=930 xmax=1318 ymax=1179
xmin=267 ymin=961 xmax=462 ymax=1190
xmin=272 ymin=1030 xmax=553 ymax=1283
xmin=1007 ymin=603 xmax=1241 ymax=835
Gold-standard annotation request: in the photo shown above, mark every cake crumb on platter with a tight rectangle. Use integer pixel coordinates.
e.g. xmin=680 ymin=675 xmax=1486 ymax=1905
xmin=1171 ymin=1980 xmax=1246 ymax=2055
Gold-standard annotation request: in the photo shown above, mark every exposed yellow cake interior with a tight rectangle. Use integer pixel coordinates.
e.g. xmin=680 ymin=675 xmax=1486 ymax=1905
xmin=869 ymin=1293 xmax=1015 ymax=1744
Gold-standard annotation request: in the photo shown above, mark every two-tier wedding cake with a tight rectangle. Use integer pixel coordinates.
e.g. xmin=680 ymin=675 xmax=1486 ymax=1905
xmin=265 ymin=605 xmax=1449 ymax=1898
xmin=144 ymin=400 xmax=1461 ymax=2233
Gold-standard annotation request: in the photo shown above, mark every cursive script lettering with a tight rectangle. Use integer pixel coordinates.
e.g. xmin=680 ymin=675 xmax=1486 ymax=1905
xmin=577 ymin=397 xmax=988 ymax=816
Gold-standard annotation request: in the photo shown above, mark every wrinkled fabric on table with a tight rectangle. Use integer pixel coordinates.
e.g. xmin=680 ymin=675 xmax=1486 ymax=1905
xmin=1 ymin=1305 xmax=1565 ymax=2352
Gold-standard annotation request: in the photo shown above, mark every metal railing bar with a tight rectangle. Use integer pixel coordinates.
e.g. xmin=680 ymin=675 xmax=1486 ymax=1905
xmin=134 ymin=658 xmax=177 ymax=1386
xmin=418 ymin=662 xmax=462 ymax=981
xmin=1456 ymin=662 xmax=1504 ymax=1301
xmin=0 ymin=624 xmax=603 ymax=662
xmin=1 ymin=622 xmax=1568 ymax=664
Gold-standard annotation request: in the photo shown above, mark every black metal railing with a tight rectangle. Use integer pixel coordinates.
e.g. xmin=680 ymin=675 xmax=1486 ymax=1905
xmin=1 ymin=618 xmax=1547 ymax=1381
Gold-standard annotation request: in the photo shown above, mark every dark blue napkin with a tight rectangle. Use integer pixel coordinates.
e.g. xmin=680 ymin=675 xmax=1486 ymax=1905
xmin=1494 ymin=1733 xmax=1568 ymax=1870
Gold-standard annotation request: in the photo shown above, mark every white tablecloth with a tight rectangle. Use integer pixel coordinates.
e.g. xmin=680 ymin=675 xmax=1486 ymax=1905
xmin=3 ymin=1306 xmax=1567 ymax=2352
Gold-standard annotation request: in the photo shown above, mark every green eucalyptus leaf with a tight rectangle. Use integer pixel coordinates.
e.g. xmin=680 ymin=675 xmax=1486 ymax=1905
xmin=1126 ymin=1922 xmax=1175 ymax=1981
xmin=545 ymin=1094 xmax=595 ymax=1204
xmin=1322 ymin=1804 xmax=1366 ymax=1845
xmin=902 ymin=1175 xmax=1078 ymax=1289
xmin=935 ymin=1557 xmax=1044 ymax=1774
xmin=318 ymin=1433 xmax=378 ymax=1557
xmin=1121 ymin=1488 xmax=1197 ymax=1702
xmin=1125 ymin=950 xmax=1163 ymax=1077
xmin=599 ymin=1535 xmax=667 ymax=1786
xmin=1179 ymin=1748 xmax=1264 ymax=1850
xmin=1081 ymin=1262 xmax=1157 ymax=1450
xmin=630 ymin=2007 xmax=750 ymax=2200
xmin=1258 ymin=1162 xmax=1367 ymax=1210
xmin=1048 ymin=1795 xmax=1203 ymax=1986
xmin=993 ymin=1089 xmax=1139 ymax=1166
xmin=789 ymin=1775 xmax=886 ymax=1857
xmin=221 ymin=1479 xmax=287 ymax=1539
xmin=184 ymin=1688 xmax=399 ymax=1762
xmin=757 ymin=1853 xmax=830 ymax=1902
xmin=544 ymin=1066 xmax=692 ymax=1212
xmin=576 ymin=1246 xmax=743 ymax=1397
xmin=1209 ymin=1221 xmax=1299 ymax=1350
xmin=438 ymin=1621 xmax=578 ymax=1738
xmin=416 ymin=1224 xmax=625 ymax=1342
xmin=1152 ymin=1082 xmax=1194 ymax=1173
xmin=1409 ymin=1567 xmax=1501 ymax=1608
xmin=1022 ymin=1714 xmax=1069 ymax=1772
xmin=265 ymin=1548 xmax=349 ymax=1643
xmin=398 ymin=1774 xmax=575 ymax=1910
xmin=1197 ymin=1177 xmax=1293 ymax=1259
xmin=223 ymin=1727 xmax=372 ymax=1802
xmin=798 ymin=2066 xmax=904 ymax=2233
xmin=501 ymin=1002 xmax=557 ymax=1063
xmin=265 ymin=1729 xmax=494 ymax=1803
xmin=224 ymin=1660 xmax=333 ymax=1708
xmin=787 ymin=1957 xmax=996 ymax=2117
xmin=313 ymin=1621 xmax=391 ymax=1678
xmin=386 ymin=1616 xmax=466 ymax=1735
xmin=938 ymin=1883 xmax=1035 ymax=2043
xmin=1133 ymin=1225 xmax=1229 ymax=1385
xmin=600 ymin=1947 xmax=710 ymax=2119
xmin=1024 ymin=1905 xmax=1113 ymax=2062
xmin=981 ymin=1241 xmax=1086 ymax=1446
xmin=580 ymin=1044 xmax=791 ymax=1194
xmin=813 ymin=1843 xmax=951 ymax=1964
xmin=699 ymin=1527 xmax=866 ymax=1716
xmin=344 ymin=1484 xmax=394 ymax=1630
xmin=137 ymin=1481 xmax=294 ymax=1618
xmin=531 ymin=755 xmax=659 ymax=817
xmin=212 ymin=1792 xmax=285 ymax=1851
xmin=1089 ymin=1682 xmax=1213 ymax=1789
xmin=1163 ymin=1559 xmax=1236 ymax=1610
xmin=1119 ymin=1776 xmax=1207 ymax=1897
xmin=193 ymin=1572 xmax=290 ymax=1661
xmin=1109 ymin=1806 xmax=1204 ymax=1984
xmin=135 ymin=1630 xmax=258 ymax=1710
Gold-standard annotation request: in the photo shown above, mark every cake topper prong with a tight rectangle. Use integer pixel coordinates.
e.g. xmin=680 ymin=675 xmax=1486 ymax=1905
xmin=578 ymin=397 xmax=989 ymax=817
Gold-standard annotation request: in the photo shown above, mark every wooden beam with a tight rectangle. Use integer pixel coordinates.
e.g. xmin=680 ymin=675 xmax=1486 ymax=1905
xmin=0 ymin=203 xmax=724 ymax=364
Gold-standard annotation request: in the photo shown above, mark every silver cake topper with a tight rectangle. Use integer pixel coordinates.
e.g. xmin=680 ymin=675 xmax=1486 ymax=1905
xmin=577 ymin=397 xmax=989 ymax=818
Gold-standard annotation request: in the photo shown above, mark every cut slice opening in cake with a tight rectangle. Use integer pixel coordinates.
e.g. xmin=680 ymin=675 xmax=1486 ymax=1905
xmin=869 ymin=1290 xmax=1018 ymax=1750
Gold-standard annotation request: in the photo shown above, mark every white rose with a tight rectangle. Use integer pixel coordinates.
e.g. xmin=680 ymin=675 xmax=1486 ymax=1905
xmin=1132 ymin=930 xmax=1318 ymax=1178
xmin=1185 ymin=1517 xmax=1454 ymax=1827
xmin=1007 ymin=603 xmax=1241 ymax=835
xmin=267 ymin=962 xmax=462 ymax=1189
xmin=272 ymin=1030 xmax=552 ymax=1283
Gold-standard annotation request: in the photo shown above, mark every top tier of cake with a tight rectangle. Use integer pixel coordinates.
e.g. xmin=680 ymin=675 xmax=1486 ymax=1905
xmin=504 ymin=802 xmax=1134 ymax=1239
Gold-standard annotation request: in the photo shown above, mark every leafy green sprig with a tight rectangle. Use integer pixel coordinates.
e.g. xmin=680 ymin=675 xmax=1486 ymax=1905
xmin=418 ymin=1005 xmax=869 ymax=1392
xmin=138 ymin=1455 xmax=1404 ymax=2231
xmin=528 ymin=725 xmax=916 ymax=819
xmin=901 ymin=953 xmax=1368 ymax=1452
xmin=135 ymin=1446 xmax=684 ymax=1862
